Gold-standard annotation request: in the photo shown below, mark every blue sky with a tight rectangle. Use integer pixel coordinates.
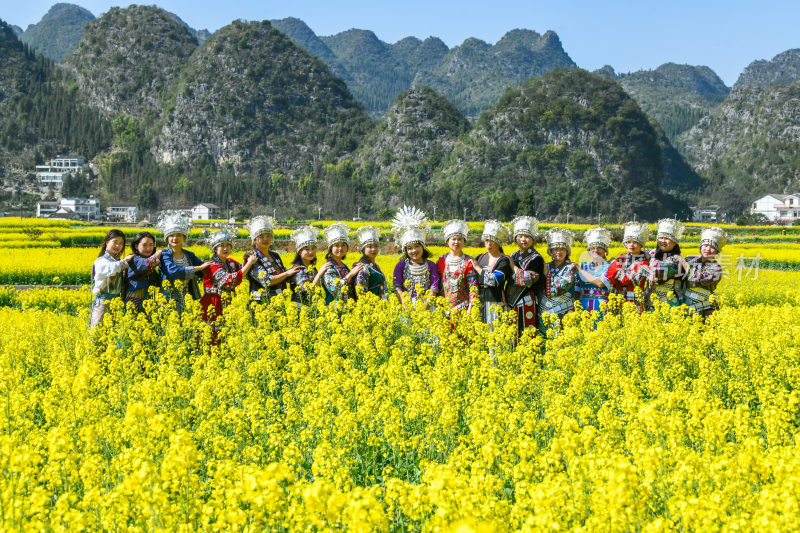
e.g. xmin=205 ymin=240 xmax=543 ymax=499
xmin=5 ymin=1 xmax=798 ymax=86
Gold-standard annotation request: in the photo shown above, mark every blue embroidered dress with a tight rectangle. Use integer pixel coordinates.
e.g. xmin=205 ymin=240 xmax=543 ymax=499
xmin=322 ymin=261 xmax=352 ymax=304
xmin=353 ymin=258 xmax=386 ymax=298
xmin=160 ymin=248 xmax=203 ymax=311
xmin=124 ymin=255 xmax=162 ymax=312
xmin=576 ymin=260 xmax=611 ymax=312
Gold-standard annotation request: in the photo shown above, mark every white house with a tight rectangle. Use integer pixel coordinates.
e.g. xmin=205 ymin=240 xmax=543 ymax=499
xmin=58 ymin=197 xmax=100 ymax=221
xmin=35 ymin=201 xmax=59 ymax=218
xmin=107 ymin=205 xmax=139 ymax=223
xmin=35 ymin=155 xmax=88 ymax=189
xmin=691 ymin=205 xmax=720 ymax=223
xmin=192 ymin=203 xmax=221 ymax=220
xmin=751 ymin=194 xmax=800 ymax=223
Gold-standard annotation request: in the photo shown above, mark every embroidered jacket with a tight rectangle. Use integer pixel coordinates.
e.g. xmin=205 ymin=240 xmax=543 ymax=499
xmin=160 ymin=248 xmax=203 ymax=300
xmin=322 ymin=260 xmax=352 ymax=304
xmin=436 ymin=253 xmax=477 ymax=310
xmin=290 ymin=262 xmax=318 ymax=304
xmin=393 ymin=259 xmax=441 ymax=299
xmin=247 ymin=249 xmax=287 ymax=301
xmin=606 ymin=252 xmax=651 ymax=305
xmin=506 ymin=249 xmax=544 ymax=307
xmin=476 ymin=253 xmax=512 ymax=305
xmin=92 ymin=253 xmax=128 ymax=297
xmin=353 ymin=258 xmax=387 ymax=299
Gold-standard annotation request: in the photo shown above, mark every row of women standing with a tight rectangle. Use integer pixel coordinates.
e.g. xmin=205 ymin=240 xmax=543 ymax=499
xmin=383 ymin=208 xmax=727 ymax=336
xmin=90 ymin=208 xmax=728 ymax=341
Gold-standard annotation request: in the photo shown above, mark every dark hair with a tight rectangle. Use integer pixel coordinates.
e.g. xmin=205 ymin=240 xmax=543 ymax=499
xmin=654 ymin=242 xmax=682 ymax=260
xmin=357 ymin=254 xmax=373 ymax=265
xmin=131 ymin=231 xmax=156 ymax=257
xmin=99 ymin=229 xmax=126 ymax=258
xmin=402 ymin=243 xmax=431 ymax=261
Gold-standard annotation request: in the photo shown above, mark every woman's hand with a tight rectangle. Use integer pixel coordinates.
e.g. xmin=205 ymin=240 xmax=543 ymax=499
xmin=195 ymin=260 xmax=213 ymax=271
xmin=346 ymin=263 xmax=365 ymax=281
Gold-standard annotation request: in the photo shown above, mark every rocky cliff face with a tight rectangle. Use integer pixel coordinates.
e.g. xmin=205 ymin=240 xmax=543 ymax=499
xmin=275 ymin=21 xmax=576 ymax=119
xmin=735 ymin=49 xmax=800 ymax=88
xmin=617 ymin=63 xmax=729 ymax=142
xmin=342 ymin=69 xmax=693 ymax=219
xmin=678 ymin=83 xmax=800 ymax=212
xmin=19 ymin=3 xmax=94 ymax=63
xmin=153 ymin=20 xmax=371 ymax=175
xmin=64 ymin=5 xmax=198 ymax=121
xmin=352 ymin=86 xmax=469 ymax=194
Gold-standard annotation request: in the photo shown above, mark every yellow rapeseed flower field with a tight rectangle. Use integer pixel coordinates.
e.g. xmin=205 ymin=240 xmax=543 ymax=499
xmin=0 ymin=283 xmax=799 ymax=529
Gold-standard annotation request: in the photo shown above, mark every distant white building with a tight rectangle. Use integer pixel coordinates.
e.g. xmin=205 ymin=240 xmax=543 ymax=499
xmin=57 ymin=197 xmax=100 ymax=221
xmin=35 ymin=155 xmax=89 ymax=189
xmin=691 ymin=205 xmax=720 ymax=223
xmin=107 ymin=205 xmax=139 ymax=223
xmin=36 ymin=201 xmax=59 ymax=218
xmin=192 ymin=203 xmax=221 ymax=220
xmin=751 ymin=194 xmax=800 ymax=223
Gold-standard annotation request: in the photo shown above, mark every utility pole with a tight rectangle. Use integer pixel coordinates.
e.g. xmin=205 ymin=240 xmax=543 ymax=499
xmin=432 ymin=205 xmax=437 ymax=221
xmin=318 ymin=207 xmax=321 ymax=220
xmin=463 ymin=207 xmax=467 ymax=221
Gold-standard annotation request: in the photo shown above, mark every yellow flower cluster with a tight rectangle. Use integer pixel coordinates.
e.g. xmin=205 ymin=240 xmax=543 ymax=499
xmin=0 ymin=283 xmax=798 ymax=529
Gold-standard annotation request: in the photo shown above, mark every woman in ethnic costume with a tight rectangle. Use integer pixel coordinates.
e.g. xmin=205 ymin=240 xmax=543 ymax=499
xmin=90 ymin=229 xmax=135 ymax=328
xmin=391 ymin=206 xmax=441 ymax=302
xmin=158 ymin=211 xmax=211 ymax=312
xmin=576 ymin=227 xmax=613 ymax=313
xmin=124 ymin=231 xmax=163 ymax=313
xmin=537 ymin=227 xmax=579 ymax=331
xmin=321 ymin=222 xmax=363 ymax=305
xmin=245 ymin=216 xmax=300 ymax=304
xmin=681 ymin=227 xmax=727 ymax=318
xmin=200 ymin=229 xmax=257 ymax=344
xmin=605 ymin=222 xmax=652 ymax=312
xmin=436 ymin=219 xmax=478 ymax=312
xmin=352 ymin=225 xmax=387 ymax=299
xmin=289 ymin=225 xmax=325 ymax=306
xmin=473 ymin=220 xmax=513 ymax=325
xmin=648 ymin=218 xmax=686 ymax=308
xmin=506 ymin=216 xmax=545 ymax=336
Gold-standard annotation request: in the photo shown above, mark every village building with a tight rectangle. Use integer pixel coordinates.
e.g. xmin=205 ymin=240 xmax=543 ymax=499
xmin=191 ymin=203 xmax=221 ymax=220
xmin=106 ymin=205 xmax=139 ymax=223
xmin=35 ymin=156 xmax=89 ymax=189
xmin=751 ymin=194 xmax=800 ymax=224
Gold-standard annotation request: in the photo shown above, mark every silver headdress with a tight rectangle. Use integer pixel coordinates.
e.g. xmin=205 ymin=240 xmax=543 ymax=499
xmin=700 ymin=227 xmax=728 ymax=252
xmin=545 ymin=227 xmax=575 ymax=254
xmin=583 ymin=227 xmax=612 ymax=251
xmin=391 ymin=205 xmax=430 ymax=250
xmin=207 ymin=227 xmax=236 ymax=251
xmin=622 ymin=222 xmax=652 ymax=247
xmin=511 ymin=216 xmax=539 ymax=238
xmin=354 ymin=225 xmax=381 ymax=249
xmin=656 ymin=218 xmax=685 ymax=242
xmin=156 ymin=210 xmax=192 ymax=238
xmin=441 ymin=219 xmax=469 ymax=241
xmin=291 ymin=225 xmax=320 ymax=251
xmin=247 ymin=216 xmax=275 ymax=241
xmin=482 ymin=220 xmax=512 ymax=244
xmin=322 ymin=222 xmax=351 ymax=248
